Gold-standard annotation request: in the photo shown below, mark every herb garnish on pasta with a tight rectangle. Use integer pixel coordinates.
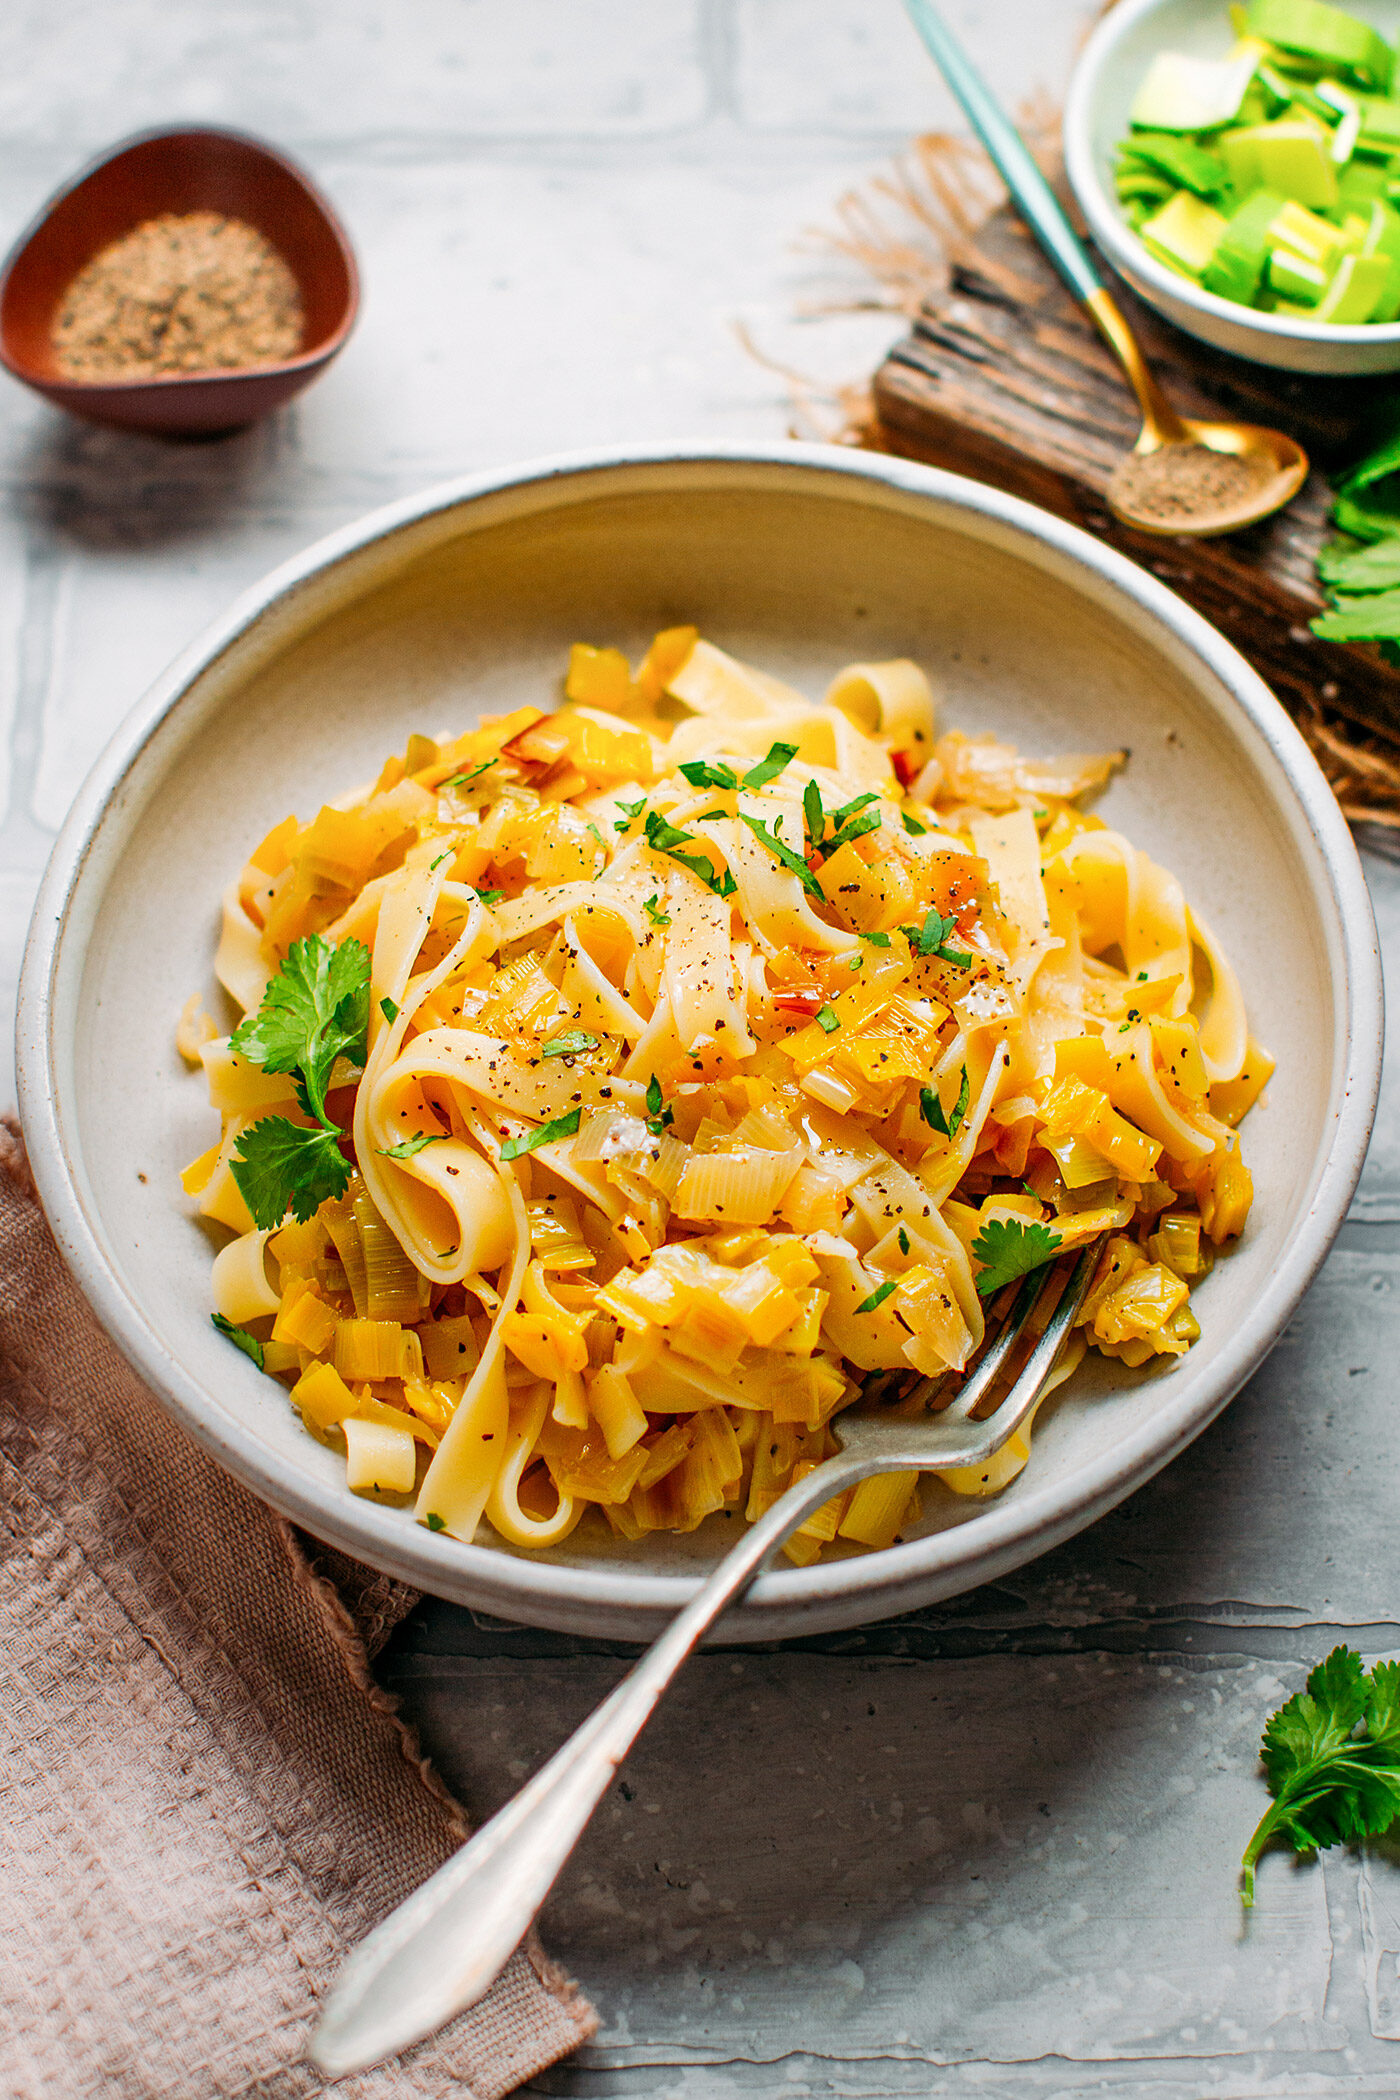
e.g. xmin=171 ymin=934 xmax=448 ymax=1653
xmin=180 ymin=629 xmax=1269 ymax=1559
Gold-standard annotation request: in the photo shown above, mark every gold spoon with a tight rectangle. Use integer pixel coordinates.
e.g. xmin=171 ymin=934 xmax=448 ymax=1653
xmin=904 ymin=0 xmax=1309 ymax=538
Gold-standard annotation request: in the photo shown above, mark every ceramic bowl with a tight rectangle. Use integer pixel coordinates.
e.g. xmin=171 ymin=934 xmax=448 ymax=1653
xmin=15 ymin=444 xmax=1382 ymax=1641
xmin=1064 ymin=0 xmax=1400 ymax=373
xmin=0 ymin=126 xmax=358 ymax=436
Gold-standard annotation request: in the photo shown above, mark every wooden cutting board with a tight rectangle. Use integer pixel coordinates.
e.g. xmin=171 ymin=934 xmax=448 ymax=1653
xmin=871 ymin=202 xmax=1400 ymax=753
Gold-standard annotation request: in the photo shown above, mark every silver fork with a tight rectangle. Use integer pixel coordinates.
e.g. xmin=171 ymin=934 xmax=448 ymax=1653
xmin=311 ymin=1241 xmax=1101 ymax=2076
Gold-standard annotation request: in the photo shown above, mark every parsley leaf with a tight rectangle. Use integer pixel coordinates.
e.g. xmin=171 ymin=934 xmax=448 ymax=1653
xmin=854 ymin=1278 xmax=898 ymax=1315
xmin=645 ymin=1073 xmax=675 ymax=1135
xmin=231 ymin=1117 xmax=352 ymax=1227
xmin=441 ymin=757 xmax=496 ymax=789
xmin=900 ymin=810 xmax=927 ymax=837
xmin=678 ymin=758 xmax=738 ymax=790
xmin=920 ymin=1065 xmax=969 ymax=1139
xmin=861 ymin=930 xmax=892 ymax=948
xmin=380 ymin=996 xmax=399 ymax=1024
xmin=815 ymin=1005 xmax=840 ymax=1034
xmin=500 ymin=1108 xmax=582 ymax=1161
xmin=212 ymin=1313 xmax=265 ymax=1370
xmin=970 ymin=1217 xmax=1063 ymax=1297
xmin=230 ymin=934 xmax=370 ymax=1128
xmin=897 ymin=1225 xmax=910 ymax=1256
xmin=425 ymin=1510 xmax=447 ymax=1532
xmin=541 ymin=1031 xmax=601 ymax=1058
xmin=474 ymin=886 xmax=505 ymax=906
xmin=1242 ymin=1648 xmax=1400 ymax=1905
xmin=614 ymin=795 xmax=648 ymax=833
xmin=643 ymin=810 xmax=736 ymax=897
xmin=429 ymin=850 xmax=453 ymax=871
xmin=743 ymin=740 xmax=799 ymax=790
xmin=803 ymin=778 xmax=825 ymax=858
xmin=902 ymin=908 xmax=973 ymax=971
xmin=738 ymin=810 xmax=825 ymax=900
xmin=377 ymin=1133 xmax=448 ymax=1159
xmin=643 ymin=893 xmax=671 ymax=928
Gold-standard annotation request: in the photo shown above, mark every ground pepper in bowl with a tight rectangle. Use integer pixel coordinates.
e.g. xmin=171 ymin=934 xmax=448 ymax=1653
xmin=52 ymin=212 xmax=303 ymax=380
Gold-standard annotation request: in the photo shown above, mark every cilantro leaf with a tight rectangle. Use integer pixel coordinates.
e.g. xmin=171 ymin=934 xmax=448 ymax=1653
xmin=738 ymin=810 xmax=825 ymax=900
xmin=645 ymin=1073 xmax=675 ymax=1135
xmin=474 ymin=886 xmax=505 ymax=906
xmin=970 ymin=1216 xmax=1062 ymax=1297
xmin=678 ymin=758 xmax=738 ymax=790
xmin=377 ymin=1133 xmax=448 ymax=1159
xmin=1242 ymin=1648 xmax=1400 ymax=1904
xmin=212 ymin=1313 xmax=265 ymax=1370
xmin=900 ymin=810 xmax=927 ymax=837
xmin=425 ymin=1510 xmax=447 ymax=1532
xmin=861 ymin=930 xmax=892 ymax=948
xmin=898 ymin=1225 xmax=910 ymax=1255
xmin=854 ymin=1278 xmax=898 ymax=1315
xmin=541 ymin=1031 xmax=601 ymax=1058
xmin=614 ymin=795 xmax=648 ymax=833
xmin=803 ymin=778 xmax=825 ymax=858
xmin=380 ymin=996 xmax=399 ymax=1024
xmin=643 ymin=810 xmax=736 ymax=897
xmin=823 ymin=807 xmax=882 ymax=858
xmin=902 ymin=908 xmax=973 ymax=971
xmin=500 ymin=1108 xmax=582 ymax=1161
xmin=742 ymin=740 xmax=798 ymax=790
xmin=231 ymin=1117 xmax=352 ymax=1227
xmin=815 ymin=1005 xmax=840 ymax=1034
xmin=920 ymin=1065 xmax=970 ymax=1139
xmin=643 ymin=893 xmax=671 ymax=928
xmin=230 ymin=934 xmax=370 ymax=1127
xmin=441 ymin=757 xmax=496 ymax=789
xmin=429 ymin=850 xmax=453 ymax=871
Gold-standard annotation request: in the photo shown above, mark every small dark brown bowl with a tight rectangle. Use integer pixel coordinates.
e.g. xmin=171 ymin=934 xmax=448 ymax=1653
xmin=0 ymin=125 xmax=359 ymax=438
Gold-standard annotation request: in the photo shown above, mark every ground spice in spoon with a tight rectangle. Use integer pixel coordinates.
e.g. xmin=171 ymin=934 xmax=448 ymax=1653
xmin=1107 ymin=442 xmax=1276 ymax=527
xmin=52 ymin=212 xmax=303 ymax=381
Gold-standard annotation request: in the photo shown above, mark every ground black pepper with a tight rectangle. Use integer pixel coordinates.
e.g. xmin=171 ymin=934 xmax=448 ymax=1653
xmin=52 ymin=212 xmax=303 ymax=380
xmin=1107 ymin=442 xmax=1275 ymax=527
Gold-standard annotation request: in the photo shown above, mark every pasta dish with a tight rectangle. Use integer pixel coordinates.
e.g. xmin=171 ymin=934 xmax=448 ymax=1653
xmin=180 ymin=630 xmax=1268 ymax=1564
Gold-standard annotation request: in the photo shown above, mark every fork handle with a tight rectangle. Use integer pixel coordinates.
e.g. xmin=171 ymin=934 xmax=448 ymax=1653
xmin=311 ymin=1447 xmax=875 ymax=2077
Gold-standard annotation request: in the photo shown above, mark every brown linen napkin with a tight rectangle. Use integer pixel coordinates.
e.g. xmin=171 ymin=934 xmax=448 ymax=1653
xmin=0 ymin=1116 xmax=595 ymax=2098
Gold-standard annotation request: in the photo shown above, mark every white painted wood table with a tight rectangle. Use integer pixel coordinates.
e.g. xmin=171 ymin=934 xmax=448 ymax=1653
xmin=3 ymin=3 xmax=1398 ymax=2092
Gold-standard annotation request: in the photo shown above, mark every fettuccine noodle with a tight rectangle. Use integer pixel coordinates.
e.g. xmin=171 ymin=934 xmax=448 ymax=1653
xmin=182 ymin=627 xmax=1270 ymax=1564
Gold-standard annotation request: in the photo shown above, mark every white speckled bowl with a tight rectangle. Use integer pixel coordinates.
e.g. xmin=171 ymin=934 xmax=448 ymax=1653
xmin=15 ymin=444 xmax=1382 ymax=1641
xmin=1065 ymin=0 xmax=1400 ymax=373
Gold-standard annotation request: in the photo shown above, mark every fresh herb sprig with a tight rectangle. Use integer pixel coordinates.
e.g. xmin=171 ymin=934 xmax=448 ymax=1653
xmin=228 ymin=935 xmax=370 ymax=1227
xmin=1242 ymin=1648 xmax=1400 ymax=1906
xmin=969 ymin=1216 xmax=1063 ymax=1297
xmin=674 ymin=739 xmax=798 ymax=795
xmin=500 ymin=1108 xmax=582 ymax=1162
xmin=212 ymin=1313 xmax=265 ymax=1369
xmin=643 ymin=810 xmax=737 ymax=897
xmin=920 ymin=1065 xmax=970 ymax=1140
xmin=901 ymin=907 xmax=973 ymax=971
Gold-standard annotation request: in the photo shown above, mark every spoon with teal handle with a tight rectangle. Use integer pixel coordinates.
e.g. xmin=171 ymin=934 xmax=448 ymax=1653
xmin=902 ymin=0 xmax=1308 ymax=536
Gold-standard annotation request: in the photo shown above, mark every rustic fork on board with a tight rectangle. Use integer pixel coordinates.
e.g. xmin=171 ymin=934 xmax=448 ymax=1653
xmin=312 ymin=1238 xmax=1104 ymax=2076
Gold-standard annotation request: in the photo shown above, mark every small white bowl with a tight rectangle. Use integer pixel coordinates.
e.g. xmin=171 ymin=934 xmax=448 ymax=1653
xmin=15 ymin=444 xmax=1382 ymax=1641
xmin=1065 ymin=0 xmax=1400 ymax=373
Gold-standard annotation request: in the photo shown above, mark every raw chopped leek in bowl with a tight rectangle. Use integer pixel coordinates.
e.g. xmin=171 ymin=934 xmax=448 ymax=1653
xmin=186 ymin=629 xmax=1266 ymax=1566
xmin=1066 ymin=0 xmax=1400 ymax=370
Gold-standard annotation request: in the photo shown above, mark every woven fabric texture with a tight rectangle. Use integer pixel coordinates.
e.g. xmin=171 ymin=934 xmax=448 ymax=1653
xmin=0 ymin=1118 xmax=594 ymax=2098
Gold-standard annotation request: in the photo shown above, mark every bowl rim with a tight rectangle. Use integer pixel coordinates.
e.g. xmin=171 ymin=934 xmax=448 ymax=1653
xmin=0 ymin=121 xmax=360 ymax=394
xmin=1063 ymin=0 xmax=1400 ymax=349
xmin=15 ymin=440 xmax=1384 ymax=1633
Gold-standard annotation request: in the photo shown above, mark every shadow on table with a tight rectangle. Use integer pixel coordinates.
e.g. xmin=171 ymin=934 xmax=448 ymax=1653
xmin=11 ymin=406 xmax=294 ymax=551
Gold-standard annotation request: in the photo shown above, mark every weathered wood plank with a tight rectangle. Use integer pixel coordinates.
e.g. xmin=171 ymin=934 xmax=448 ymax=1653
xmin=873 ymin=207 xmax=1400 ymax=751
